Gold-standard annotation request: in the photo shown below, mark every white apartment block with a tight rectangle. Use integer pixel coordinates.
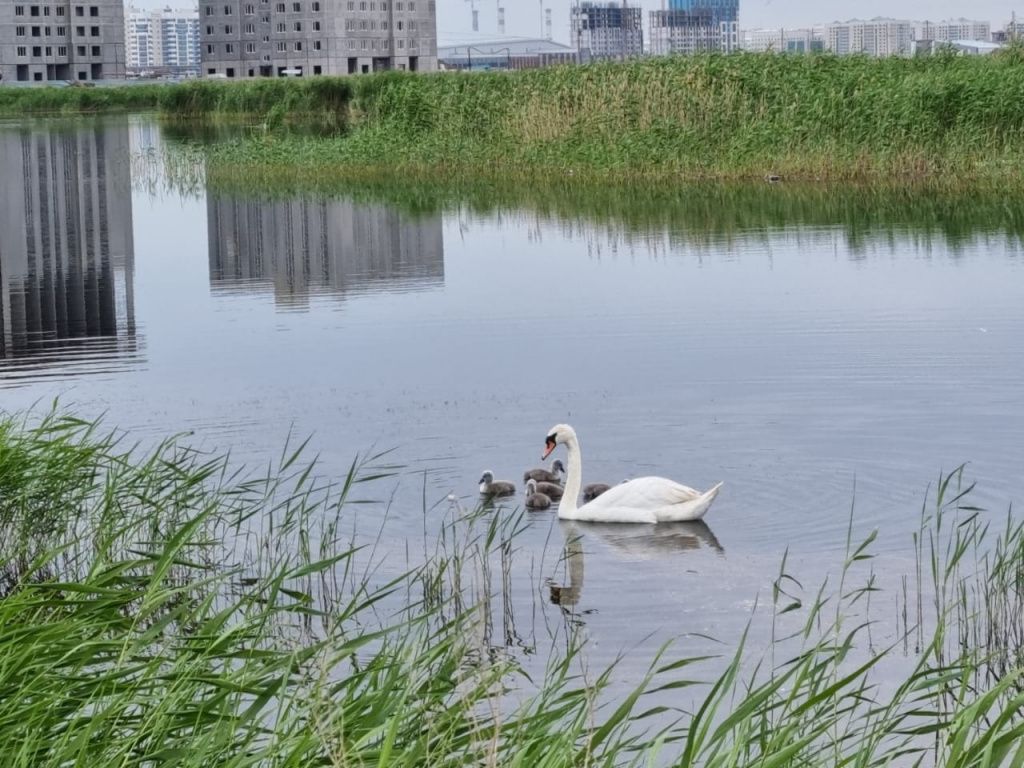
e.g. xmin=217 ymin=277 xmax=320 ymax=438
xmin=741 ymin=27 xmax=822 ymax=53
xmin=0 ymin=0 xmax=125 ymax=83
xmin=125 ymin=6 xmax=200 ymax=72
xmin=200 ymin=0 xmax=437 ymax=78
xmin=914 ymin=18 xmax=990 ymax=42
xmin=825 ymin=18 xmax=913 ymax=57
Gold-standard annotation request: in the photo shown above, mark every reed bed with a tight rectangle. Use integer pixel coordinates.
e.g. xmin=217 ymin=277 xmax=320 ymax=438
xmin=8 ymin=49 xmax=1024 ymax=180
xmin=1 ymin=407 xmax=1024 ymax=766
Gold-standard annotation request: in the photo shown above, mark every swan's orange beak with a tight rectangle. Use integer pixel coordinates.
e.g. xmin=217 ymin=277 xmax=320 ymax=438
xmin=541 ymin=437 xmax=556 ymax=460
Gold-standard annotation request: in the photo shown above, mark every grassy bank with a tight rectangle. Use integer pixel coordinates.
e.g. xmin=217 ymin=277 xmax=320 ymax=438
xmin=192 ymin=49 xmax=1024 ymax=183
xmin=8 ymin=49 xmax=1024 ymax=181
xmin=3 ymin=408 xmax=1024 ymax=765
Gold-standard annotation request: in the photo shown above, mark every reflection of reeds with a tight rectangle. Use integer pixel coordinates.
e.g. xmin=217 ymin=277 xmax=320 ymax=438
xmin=3 ymin=407 xmax=1024 ymax=765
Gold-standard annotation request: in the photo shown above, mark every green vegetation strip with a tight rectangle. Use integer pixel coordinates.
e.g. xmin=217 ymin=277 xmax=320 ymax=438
xmin=3 ymin=408 xmax=1024 ymax=765
xmin=7 ymin=49 xmax=1024 ymax=181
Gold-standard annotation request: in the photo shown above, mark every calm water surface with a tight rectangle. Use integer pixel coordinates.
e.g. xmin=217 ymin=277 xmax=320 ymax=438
xmin=2 ymin=117 xmax=1022 ymax=691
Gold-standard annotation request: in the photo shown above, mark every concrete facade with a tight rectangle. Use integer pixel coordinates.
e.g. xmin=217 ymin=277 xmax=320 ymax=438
xmin=741 ymin=27 xmax=823 ymax=53
xmin=0 ymin=123 xmax=137 ymax=363
xmin=200 ymin=0 xmax=437 ymax=78
xmin=824 ymin=18 xmax=914 ymax=56
xmin=571 ymin=2 xmax=643 ymax=61
xmin=125 ymin=5 xmax=200 ymax=74
xmin=650 ymin=11 xmax=738 ymax=54
xmin=914 ymin=19 xmax=991 ymax=42
xmin=0 ymin=0 xmax=125 ymax=83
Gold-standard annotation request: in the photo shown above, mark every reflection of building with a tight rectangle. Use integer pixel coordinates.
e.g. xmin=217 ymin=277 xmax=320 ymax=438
xmin=206 ymin=196 xmax=444 ymax=309
xmin=0 ymin=123 xmax=139 ymax=377
xmin=571 ymin=2 xmax=643 ymax=61
xmin=124 ymin=5 xmax=200 ymax=76
xmin=0 ymin=0 xmax=126 ymax=83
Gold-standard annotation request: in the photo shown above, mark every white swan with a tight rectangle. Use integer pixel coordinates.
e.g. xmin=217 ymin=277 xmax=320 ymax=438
xmin=542 ymin=423 xmax=723 ymax=524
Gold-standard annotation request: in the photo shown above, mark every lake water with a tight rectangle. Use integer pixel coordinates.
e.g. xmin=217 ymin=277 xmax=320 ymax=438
xmin=1 ymin=117 xmax=1022 ymax=694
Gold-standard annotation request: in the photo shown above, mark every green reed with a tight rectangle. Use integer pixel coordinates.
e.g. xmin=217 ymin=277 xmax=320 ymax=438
xmin=1 ymin=406 xmax=1024 ymax=766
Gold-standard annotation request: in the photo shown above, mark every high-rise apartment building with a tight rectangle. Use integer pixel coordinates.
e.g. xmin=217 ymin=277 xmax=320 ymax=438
xmin=824 ymin=18 xmax=913 ymax=56
xmin=0 ymin=0 xmax=125 ymax=83
xmin=571 ymin=2 xmax=643 ymax=61
xmin=200 ymin=0 xmax=437 ymax=78
xmin=914 ymin=18 xmax=990 ymax=42
xmin=650 ymin=10 xmax=738 ymax=54
xmin=125 ymin=5 xmax=200 ymax=74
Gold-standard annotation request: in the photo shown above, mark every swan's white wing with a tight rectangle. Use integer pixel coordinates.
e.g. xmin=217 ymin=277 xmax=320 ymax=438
xmin=585 ymin=477 xmax=700 ymax=509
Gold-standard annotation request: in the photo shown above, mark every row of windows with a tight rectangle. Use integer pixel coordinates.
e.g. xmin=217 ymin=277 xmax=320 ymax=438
xmin=13 ymin=5 xmax=101 ymax=17
xmin=14 ymin=26 xmax=102 ymax=37
xmin=15 ymin=45 xmax=103 ymax=57
xmin=345 ymin=19 xmax=416 ymax=30
xmin=206 ymin=37 xmax=417 ymax=54
xmin=204 ymin=0 xmax=419 ymax=15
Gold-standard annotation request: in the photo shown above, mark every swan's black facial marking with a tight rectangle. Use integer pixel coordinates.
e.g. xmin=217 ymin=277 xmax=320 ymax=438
xmin=545 ymin=434 xmax=557 ymax=449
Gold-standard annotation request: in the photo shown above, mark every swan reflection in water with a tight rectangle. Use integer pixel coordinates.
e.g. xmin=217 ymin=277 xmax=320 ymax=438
xmin=548 ymin=519 xmax=724 ymax=610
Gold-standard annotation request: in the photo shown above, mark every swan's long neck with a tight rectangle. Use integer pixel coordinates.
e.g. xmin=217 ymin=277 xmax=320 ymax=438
xmin=558 ymin=436 xmax=583 ymax=519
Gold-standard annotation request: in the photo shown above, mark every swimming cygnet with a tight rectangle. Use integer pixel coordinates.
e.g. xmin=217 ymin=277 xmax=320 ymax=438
xmin=524 ymin=479 xmax=552 ymax=510
xmin=523 ymin=459 xmax=565 ymax=485
xmin=479 ymin=470 xmax=516 ymax=498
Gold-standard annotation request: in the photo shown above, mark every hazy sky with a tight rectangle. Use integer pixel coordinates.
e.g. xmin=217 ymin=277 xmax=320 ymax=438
xmin=134 ymin=0 xmax=1022 ymax=42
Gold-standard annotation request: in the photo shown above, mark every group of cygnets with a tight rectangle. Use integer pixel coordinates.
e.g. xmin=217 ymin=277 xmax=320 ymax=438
xmin=479 ymin=459 xmax=614 ymax=510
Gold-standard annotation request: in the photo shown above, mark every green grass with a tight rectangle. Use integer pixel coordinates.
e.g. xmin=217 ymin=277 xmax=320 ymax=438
xmin=2 ymin=407 xmax=1024 ymax=766
xmin=9 ymin=48 xmax=1024 ymax=180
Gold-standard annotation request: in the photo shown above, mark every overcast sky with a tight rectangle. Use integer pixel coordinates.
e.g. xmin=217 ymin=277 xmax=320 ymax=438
xmin=135 ymin=0 xmax=1022 ymax=42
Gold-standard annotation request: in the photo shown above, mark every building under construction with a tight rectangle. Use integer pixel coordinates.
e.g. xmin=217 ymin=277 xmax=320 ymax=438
xmin=570 ymin=2 xmax=643 ymax=61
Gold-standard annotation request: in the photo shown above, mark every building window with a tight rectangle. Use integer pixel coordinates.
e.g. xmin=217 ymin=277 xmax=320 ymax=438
xmin=44 ymin=45 xmax=52 ymax=55
xmin=32 ymin=45 xmax=42 ymax=55
xmin=313 ymin=65 xmax=321 ymax=74
xmin=347 ymin=38 xmax=354 ymax=48
xmin=262 ymin=34 xmax=269 ymax=41
xmin=56 ymin=26 xmax=65 ymax=35
xmin=43 ymin=5 xmax=50 ymax=14
xmin=207 ymin=43 xmax=215 ymax=53
xmin=91 ymin=45 xmax=99 ymax=55
xmin=208 ymin=67 xmax=216 ymax=74
xmin=245 ymin=23 xmax=254 ymax=33
xmin=276 ymin=41 xmax=285 ymax=51
xmin=294 ymin=41 xmax=302 ymax=50
xmin=75 ymin=25 xmax=84 ymax=35
xmin=223 ymin=5 xmax=233 ymax=14
xmin=75 ymin=6 xmax=84 ymax=15
xmin=381 ymin=2 xmax=387 ymax=9
xmin=224 ymin=24 xmax=233 ymax=33
xmin=360 ymin=39 xmax=366 ymax=49
xmin=56 ymin=6 xmax=64 ymax=14
xmin=244 ymin=3 xmax=255 ymax=12
xmin=359 ymin=1 xmax=365 ymax=9
xmin=225 ymin=43 xmax=234 ymax=52
xmin=30 ymin=5 xmax=40 ymax=16
xmin=381 ymin=20 xmax=387 ymax=29
xmin=77 ymin=45 xmax=85 ymax=55
xmin=292 ymin=2 xmax=301 ymax=10
xmin=205 ymin=5 xmax=214 ymax=15
xmin=90 ymin=26 xmax=98 ymax=36
xmin=275 ymin=2 xmax=284 ymax=10
xmin=312 ymin=1 xmax=320 ymax=9
xmin=89 ymin=6 xmax=98 ymax=16
xmin=397 ymin=38 xmax=403 ymax=48
xmin=396 ymin=20 xmax=402 ymax=29
xmin=346 ymin=1 xmax=353 ymax=8
xmin=276 ymin=22 xmax=285 ymax=31
xmin=293 ymin=21 xmax=301 ymax=30
xmin=31 ymin=26 xmax=40 ymax=36
xmin=395 ymin=1 xmax=402 ymax=9
xmin=345 ymin=19 xmax=353 ymax=30
xmin=313 ymin=39 xmax=321 ymax=49
xmin=313 ymin=20 xmax=320 ymax=30
xmin=205 ymin=24 xmax=213 ymax=34
xmin=16 ymin=26 xmax=26 ymax=36
xmin=360 ymin=20 xmax=367 ymax=29
xmin=17 ymin=46 xmax=28 ymax=56
xmin=408 ymin=1 xmax=415 ymax=9
xmin=245 ymin=42 xmax=255 ymax=51
xmin=15 ymin=6 xmax=25 ymax=16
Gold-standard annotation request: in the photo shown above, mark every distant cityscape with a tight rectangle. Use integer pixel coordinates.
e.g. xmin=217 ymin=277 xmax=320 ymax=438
xmin=1 ymin=1 xmax=1023 ymax=84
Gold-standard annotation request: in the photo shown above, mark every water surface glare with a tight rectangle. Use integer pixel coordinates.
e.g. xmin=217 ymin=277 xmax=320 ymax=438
xmin=1 ymin=117 xmax=1023 ymax=690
